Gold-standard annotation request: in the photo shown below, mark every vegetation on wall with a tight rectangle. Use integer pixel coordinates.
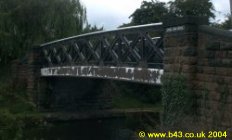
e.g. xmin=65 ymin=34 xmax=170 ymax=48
xmin=161 ymin=74 xmax=192 ymax=128
xmin=200 ymin=81 xmax=231 ymax=129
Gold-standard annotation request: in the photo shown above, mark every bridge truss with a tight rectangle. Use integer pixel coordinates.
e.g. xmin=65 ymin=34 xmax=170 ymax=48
xmin=41 ymin=23 xmax=164 ymax=68
xmin=39 ymin=23 xmax=164 ymax=84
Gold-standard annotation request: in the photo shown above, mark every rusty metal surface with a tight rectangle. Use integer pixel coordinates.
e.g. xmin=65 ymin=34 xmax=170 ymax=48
xmin=41 ymin=66 xmax=163 ymax=85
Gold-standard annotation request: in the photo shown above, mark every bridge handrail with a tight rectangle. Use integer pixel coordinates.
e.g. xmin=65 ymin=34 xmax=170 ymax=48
xmin=40 ymin=22 xmax=163 ymax=47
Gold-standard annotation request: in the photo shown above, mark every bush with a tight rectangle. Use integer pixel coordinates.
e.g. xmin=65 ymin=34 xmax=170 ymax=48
xmin=0 ymin=109 xmax=23 ymax=140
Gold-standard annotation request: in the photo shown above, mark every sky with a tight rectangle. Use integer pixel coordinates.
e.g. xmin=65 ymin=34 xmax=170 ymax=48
xmin=81 ymin=0 xmax=230 ymax=30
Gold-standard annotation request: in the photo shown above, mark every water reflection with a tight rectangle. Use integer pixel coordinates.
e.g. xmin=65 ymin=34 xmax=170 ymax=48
xmin=23 ymin=118 xmax=135 ymax=140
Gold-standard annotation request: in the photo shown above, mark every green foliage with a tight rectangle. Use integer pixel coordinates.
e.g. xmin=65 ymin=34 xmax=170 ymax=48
xmin=0 ymin=65 xmax=36 ymax=113
xmin=0 ymin=91 xmax=36 ymax=114
xmin=161 ymin=74 xmax=192 ymax=128
xmin=0 ymin=65 xmax=38 ymax=139
xmin=0 ymin=0 xmax=87 ymax=64
xmin=201 ymin=81 xmax=230 ymax=129
xmin=212 ymin=14 xmax=232 ymax=30
xmin=169 ymin=0 xmax=215 ymax=20
xmin=0 ymin=109 xmax=23 ymax=140
xmin=82 ymin=24 xmax=103 ymax=33
xmin=120 ymin=0 xmax=215 ymax=27
xmin=118 ymin=22 xmax=135 ymax=28
xmin=129 ymin=0 xmax=168 ymax=25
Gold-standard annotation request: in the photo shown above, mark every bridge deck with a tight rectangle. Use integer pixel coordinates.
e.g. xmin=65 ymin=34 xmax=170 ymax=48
xmin=41 ymin=66 xmax=163 ymax=85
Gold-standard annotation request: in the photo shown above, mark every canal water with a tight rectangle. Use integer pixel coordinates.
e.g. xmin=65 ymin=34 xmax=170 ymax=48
xmin=22 ymin=79 xmax=161 ymax=139
xmin=23 ymin=117 xmax=138 ymax=140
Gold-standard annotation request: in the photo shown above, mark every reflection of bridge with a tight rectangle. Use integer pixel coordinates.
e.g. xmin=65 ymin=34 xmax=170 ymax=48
xmin=40 ymin=23 xmax=164 ymax=85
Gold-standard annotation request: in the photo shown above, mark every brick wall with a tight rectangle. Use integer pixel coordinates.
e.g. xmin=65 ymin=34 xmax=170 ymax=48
xmin=11 ymin=55 xmax=34 ymax=101
xmin=11 ymin=48 xmax=43 ymax=105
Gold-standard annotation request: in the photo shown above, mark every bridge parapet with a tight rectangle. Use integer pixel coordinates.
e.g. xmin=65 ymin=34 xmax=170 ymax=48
xmin=40 ymin=23 xmax=164 ymax=68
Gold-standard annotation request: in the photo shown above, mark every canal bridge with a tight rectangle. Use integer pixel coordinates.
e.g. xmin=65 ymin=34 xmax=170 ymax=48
xmin=39 ymin=23 xmax=164 ymax=85
xmin=14 ymin=17 xmax=232 ymax=129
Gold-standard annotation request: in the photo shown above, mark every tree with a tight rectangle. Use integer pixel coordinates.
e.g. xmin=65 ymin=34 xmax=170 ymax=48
xmin=0 ymin=0 xmax=88 ymax=64
xmin=169 ymin=0 xmax=215 ymax=21
xmin=120 ymin=0 xmax=215 ymax=28
xmin=219 ymin=15 xmax=232 ymax=30
xmin=82 ymin=24 xmax=103 ymax=33
xmin=129 ymin=0 xmax=168 ymax=25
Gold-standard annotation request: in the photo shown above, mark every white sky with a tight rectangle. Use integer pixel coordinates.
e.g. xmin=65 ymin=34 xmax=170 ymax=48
xmin=81 ymin=0 xmax=230 ymax=30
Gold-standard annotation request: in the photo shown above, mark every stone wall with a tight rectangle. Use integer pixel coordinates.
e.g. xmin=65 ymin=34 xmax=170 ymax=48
xmin=163 ymin=17 xmax=232 ymax=130
xmin=196 ymin=26 xmax=232 ymax=129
